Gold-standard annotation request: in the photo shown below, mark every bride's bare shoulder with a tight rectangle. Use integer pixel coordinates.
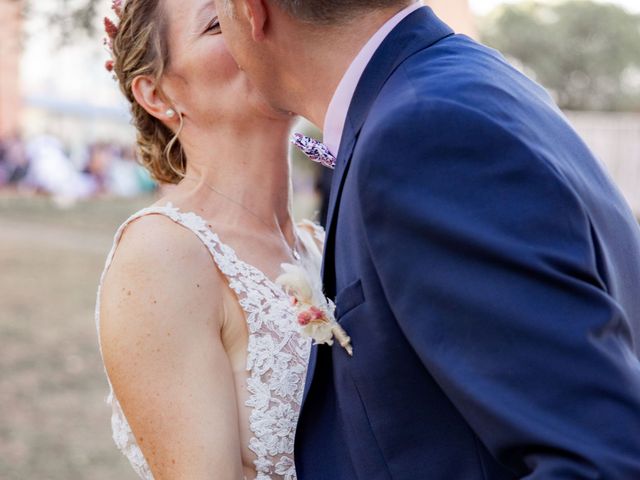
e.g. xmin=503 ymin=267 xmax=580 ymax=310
xmin=112 ymin=212 xmax=212 ymax=269
xmin=98 ymin=213 xmax=245 ymax=477
xmin=99 ymin=213 xmax=225 ymax=345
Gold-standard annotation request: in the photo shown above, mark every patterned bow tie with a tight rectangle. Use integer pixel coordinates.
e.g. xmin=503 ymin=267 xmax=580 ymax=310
xmin=291 ymin=133 xmax=336 ymax=170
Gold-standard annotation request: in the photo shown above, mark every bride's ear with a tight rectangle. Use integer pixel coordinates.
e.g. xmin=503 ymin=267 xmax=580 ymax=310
xmin=131 ymin=75 xmax=178 ymax=125
xmin=243 ymin=0 xmax=268 ymax=42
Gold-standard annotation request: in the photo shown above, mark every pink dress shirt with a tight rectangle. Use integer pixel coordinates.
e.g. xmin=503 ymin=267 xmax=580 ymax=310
xmin=322 ymin=2 xmax=423 ymax=156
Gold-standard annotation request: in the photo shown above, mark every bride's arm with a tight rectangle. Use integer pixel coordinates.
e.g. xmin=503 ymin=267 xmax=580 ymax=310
xmin=99 ymin=216 xmax=244 ymax=479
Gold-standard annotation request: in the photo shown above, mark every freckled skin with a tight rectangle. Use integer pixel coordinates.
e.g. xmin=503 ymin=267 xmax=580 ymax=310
xmin=101 ymin=213 xmax=250 ymax=478
xmin=99 ymin=0 xmax=302 ymax=477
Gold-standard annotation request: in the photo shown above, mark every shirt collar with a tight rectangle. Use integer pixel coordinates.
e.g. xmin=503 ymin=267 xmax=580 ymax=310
xmin=322 ymin=2 xmax=423 ymax=156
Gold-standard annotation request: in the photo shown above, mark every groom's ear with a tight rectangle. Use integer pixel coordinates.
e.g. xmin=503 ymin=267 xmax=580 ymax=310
xmin=242 ymin=0 xmax=269 ymax=42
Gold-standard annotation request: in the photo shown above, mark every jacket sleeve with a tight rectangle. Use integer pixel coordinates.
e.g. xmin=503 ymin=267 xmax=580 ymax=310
xmin=356 ymin=99 xmax=640 ymax=478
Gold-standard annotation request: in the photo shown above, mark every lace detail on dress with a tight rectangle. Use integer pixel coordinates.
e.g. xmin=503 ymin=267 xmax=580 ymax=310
xmin=95 ymin=203 xmax=320 ymax=480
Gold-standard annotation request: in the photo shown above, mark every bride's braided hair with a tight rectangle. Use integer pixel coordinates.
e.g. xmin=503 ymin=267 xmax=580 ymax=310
xmin=106 ymin=0 xmax=185 ymax=184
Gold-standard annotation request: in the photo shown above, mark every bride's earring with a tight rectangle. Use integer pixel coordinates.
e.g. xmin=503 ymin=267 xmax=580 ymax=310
xmin=166 ymin=109 xmax=176 ymax=118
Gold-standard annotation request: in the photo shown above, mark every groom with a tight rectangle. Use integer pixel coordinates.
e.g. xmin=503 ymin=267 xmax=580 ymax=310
xmin=215 ymin=0 xmax=640 ymax=478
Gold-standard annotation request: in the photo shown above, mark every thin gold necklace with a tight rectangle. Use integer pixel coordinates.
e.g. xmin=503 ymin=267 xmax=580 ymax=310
xmin=181 ymin=176 xmax=301 ymax=261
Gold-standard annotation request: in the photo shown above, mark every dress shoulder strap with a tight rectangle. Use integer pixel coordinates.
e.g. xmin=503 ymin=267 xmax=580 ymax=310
xmin=96 ymin=202 xmax=285 ymax=348
xmin=98 ymin=201 xmax=267 ymax=288
xmin=110 ymin=202 xmax=241 ymax=272
xmin=99 ymin=203 xmax=181 ymax=286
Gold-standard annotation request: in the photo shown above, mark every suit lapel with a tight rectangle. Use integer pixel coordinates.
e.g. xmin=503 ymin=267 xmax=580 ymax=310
xmin=301 ymin=131 xmax=358 ymax=407
xmin=303 ymin=6 xmax=454 ymax=409
xmin=320 ymin=6 xmax=454 ymax=299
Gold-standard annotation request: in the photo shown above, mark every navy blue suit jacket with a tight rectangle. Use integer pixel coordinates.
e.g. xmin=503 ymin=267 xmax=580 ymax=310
xmin=294 ymin=7 xmax=640 ymax=480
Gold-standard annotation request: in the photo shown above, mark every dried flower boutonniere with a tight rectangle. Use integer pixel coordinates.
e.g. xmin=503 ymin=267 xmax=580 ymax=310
xmin=277 ymin=264 xmax=353 ymax=356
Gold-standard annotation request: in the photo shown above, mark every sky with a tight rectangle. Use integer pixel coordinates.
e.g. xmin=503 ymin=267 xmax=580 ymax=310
xmin=20 ymin=0 xmax=640 ymax=111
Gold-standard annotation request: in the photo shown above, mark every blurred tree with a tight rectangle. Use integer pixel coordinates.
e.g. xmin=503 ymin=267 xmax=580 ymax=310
xmin=480 ymin=1 xmax=640 ymax=111
xmin=49 ymin=0 xmax=102 ymax=41
xmin=10 ymin=0 xmax=102 ymax=44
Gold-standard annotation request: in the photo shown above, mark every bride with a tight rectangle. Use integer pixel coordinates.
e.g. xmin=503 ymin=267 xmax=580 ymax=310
xmin=95 ymin=0 xmax=322 ymax=478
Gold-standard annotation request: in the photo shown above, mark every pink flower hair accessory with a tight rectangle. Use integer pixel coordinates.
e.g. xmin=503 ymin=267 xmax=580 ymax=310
xmin=103 ymin=0 xmax=125 ymax=73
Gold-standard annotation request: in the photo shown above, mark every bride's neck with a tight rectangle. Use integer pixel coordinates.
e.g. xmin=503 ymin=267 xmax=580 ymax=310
xmin=174 ymin=118 xmax=295 ymax=229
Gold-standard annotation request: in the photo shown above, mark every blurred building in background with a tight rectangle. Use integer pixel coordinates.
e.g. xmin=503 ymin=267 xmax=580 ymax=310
xmin=0 ymin=0 xmax=22 ymax=140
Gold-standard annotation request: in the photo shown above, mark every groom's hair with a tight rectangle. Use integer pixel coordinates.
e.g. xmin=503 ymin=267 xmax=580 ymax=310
xmin=226 ymin=0 xmax=413 ymax=24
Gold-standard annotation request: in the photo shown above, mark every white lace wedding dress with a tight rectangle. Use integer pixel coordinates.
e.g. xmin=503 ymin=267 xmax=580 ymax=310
xmin=95 ymin=203 xmax=323 ymax=480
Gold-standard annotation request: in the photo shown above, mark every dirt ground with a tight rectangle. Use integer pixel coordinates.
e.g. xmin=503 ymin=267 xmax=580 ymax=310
xmin=0 ymin=195 xmax=153 ymax=480
xmin=0 ymin=191 xmax=320 ymax=480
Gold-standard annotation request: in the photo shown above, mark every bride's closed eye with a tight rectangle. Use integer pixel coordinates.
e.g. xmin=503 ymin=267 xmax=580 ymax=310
xmin=204 ymin=17 xmax=221 ymax=34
